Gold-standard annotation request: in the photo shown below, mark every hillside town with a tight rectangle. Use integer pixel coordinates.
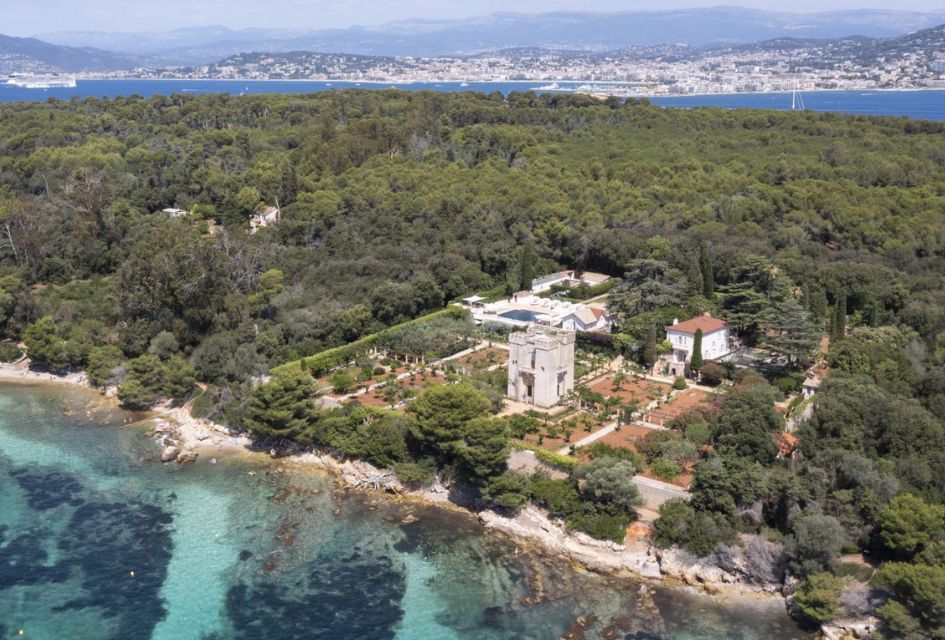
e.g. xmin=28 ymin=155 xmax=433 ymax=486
xmin=71 ymin=26 xmax=945 ymax=95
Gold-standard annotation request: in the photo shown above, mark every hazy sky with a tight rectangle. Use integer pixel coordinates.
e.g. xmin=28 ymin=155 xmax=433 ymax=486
xmin=6 ymin=0 xmax=945 ymax=36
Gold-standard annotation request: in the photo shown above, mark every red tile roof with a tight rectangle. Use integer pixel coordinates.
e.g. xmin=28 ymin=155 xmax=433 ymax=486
xmin=666 ymin=314 xmax=728 ymax=335
xmin=777 ymin=432 xmax=799 ymax=456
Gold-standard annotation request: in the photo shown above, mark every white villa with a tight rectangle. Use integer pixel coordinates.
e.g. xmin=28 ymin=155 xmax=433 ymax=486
xmin=162 ymin=207 xmax=190 ymax=218
xmin=507 ymin=325 xmax=575 ymax=407
xmin=464 ymin=292 xmax=611 ymax=333
xmin=660 ymin=313 xmax=732 ymax=376
xmin=531 ymin=270 xmax=610 ymax=293
xmin=249 ymin=206 xmax=280 ymax=233
xmin=802 ymin=370 xmax=823 ymax=398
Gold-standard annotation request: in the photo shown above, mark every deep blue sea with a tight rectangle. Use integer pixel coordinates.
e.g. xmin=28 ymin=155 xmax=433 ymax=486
xmin=0 ymin=383 xmax=810 ymax=639
xmin=1 ymin=79 xmax=944 ymax=120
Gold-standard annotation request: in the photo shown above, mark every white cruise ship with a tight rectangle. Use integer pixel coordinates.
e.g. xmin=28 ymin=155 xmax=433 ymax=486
xmin=6 ymin=74 xmax=78 ymax=89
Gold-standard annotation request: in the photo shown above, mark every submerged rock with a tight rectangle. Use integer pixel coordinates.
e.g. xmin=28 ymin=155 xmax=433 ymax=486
xmin=176 ymin=449 xmax=198 ymax=464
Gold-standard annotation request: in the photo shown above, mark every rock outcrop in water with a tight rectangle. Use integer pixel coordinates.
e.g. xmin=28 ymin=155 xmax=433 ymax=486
xmin=150 ymin=423 xmax=201 ymax=464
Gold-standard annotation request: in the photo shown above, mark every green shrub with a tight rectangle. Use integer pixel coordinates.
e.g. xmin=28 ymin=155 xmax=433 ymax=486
xmin=653 ymin=499 xmax=736 ymax=556
xmin=786 ymin=514 xmax=845 ymax=576
xmin=833 ymin=562 xmax=874 ymax=582
xmin=684 ymin=421 xmax=711 ymax=446
xmin=482 ymin=472 xmax=528 ymax=511
xmin=528 ymin=477 xmax=584 ymax=516
xmin=507 ymin=414 xmax=542 ymax=438
xmin=573 ymin=456 xmax=642 ymax=512
xmin=733 ymin=368 xmax=767 ymax=387
xmin=699 ymin=362 xmax=727 ymax=386
xmin=512 ymin=442 xmax=578 ymax=472
xmin=794 ymin=573 xmax=845 ymax=624
xmin=772 ymin=373 xmax=803 ymax=397
xmin=329 ymin=370 xmax=355 ymax=394
xmin=189 ymin=387 xmax=218 ymax=419
xmin=673 ymin=376 xmax=688 ymax=390
xmin=0 ymin=343 xmax=22 ymax=362
xmin=659 ymin=438 xmax=699 ymax=464
xmin=86 ymin=344 xmax=125 ymax=387
xmin=651 ymin=457 xmax=681 ymax=481
xmin=565 ymin=511 xmax=630 ymax=543
xmin=394 ymin=459 xmax=437 ymax=487
xmin=636 ymin=430 xmax=680 ymax=463
xmin=583 ymin=442 xmax=646 ymax=471
xmin=339 ymin=414 xmax=409 ymax=468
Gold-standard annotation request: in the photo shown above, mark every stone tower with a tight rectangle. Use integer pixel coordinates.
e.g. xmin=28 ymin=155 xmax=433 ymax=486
xmin=507 ymin=325 xmax=576 ymax=408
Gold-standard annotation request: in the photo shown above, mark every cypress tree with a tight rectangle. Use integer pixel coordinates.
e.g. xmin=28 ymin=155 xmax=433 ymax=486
xmin=643 ymin=324 xmax=658 ymax=368
xmin=867 ymin=299 xmax=882 ymax=327
xmin=837 ymin=293 xmax=847 ymax=339
xmin=809 ymin=286 xmax=828 ymax=324
xmin=687 ymin=257 xmax=703 ymax=297
xmin=517 ymin=244 xmax=538 ymax=291
xmin=831 ymin=293 xmax=847 ymax=342
xmin=699 ymin=243 xmax=715 ymax=298
xmin=690 ymin=328 xmax=704 ymax=372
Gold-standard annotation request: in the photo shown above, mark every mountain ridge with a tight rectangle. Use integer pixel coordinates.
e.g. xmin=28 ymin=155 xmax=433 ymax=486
xmin=33 ymin=7 xmax=945 ymax=63
xmin=0 ymin=34 xmax=149 ymax=73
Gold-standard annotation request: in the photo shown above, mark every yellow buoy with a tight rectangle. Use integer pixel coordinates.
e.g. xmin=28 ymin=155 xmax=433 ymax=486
xmin=19 ymin=630 xmax=25 ymax=636
xmin=130 ymin=570 xmax=135 ymax=577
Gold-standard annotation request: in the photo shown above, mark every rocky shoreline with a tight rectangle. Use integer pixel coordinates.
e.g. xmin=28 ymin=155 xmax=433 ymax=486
xmin=0 ymin=361 xmax=838 ymax=630
xmin=155 ymin=413 xmax=794 ymax=600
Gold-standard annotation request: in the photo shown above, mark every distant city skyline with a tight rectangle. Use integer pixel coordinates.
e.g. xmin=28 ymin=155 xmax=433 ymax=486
xmin=5 ymin=1 xmax=945 ymax=37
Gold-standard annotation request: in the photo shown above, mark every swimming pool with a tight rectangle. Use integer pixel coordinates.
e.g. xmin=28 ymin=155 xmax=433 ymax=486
xmin=499 ymin=309 xmax=542 ymax=322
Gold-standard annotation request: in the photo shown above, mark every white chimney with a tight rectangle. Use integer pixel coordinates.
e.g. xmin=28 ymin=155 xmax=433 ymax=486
xmin=672 ymin=318 xmax=679 ymax=325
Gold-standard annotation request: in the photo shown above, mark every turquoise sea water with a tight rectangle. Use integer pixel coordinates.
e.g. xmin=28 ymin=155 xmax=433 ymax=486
xmin=0 ymin=383 xmax=811 ymax=640
xmin=0 ymin=79 xmax=944 ymax=120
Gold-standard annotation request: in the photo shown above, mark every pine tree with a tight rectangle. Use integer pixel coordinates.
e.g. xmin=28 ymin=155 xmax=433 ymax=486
xmin=23 ymin=316 xmax=70 ymax=371
xmin=244 ymin=368 xmax=319 ymax=439
xmin=690 ymin=328 xmax=704 ymax=372
xmin=764 ymin=299 xmax=821 ymax=368
xmin=459 ymin=417 xmax=510 ymax=484
xmin=407 ymin=383 xmax=491 ymax=460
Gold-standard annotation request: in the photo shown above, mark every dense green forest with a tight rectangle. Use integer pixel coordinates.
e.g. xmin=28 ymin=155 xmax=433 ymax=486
xmin=2 ymin=90 xmax=945 ymax=637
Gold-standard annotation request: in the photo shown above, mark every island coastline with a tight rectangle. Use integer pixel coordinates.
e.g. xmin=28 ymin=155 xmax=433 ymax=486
xmin=0 ymin=358 xmax=790 ymax=602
